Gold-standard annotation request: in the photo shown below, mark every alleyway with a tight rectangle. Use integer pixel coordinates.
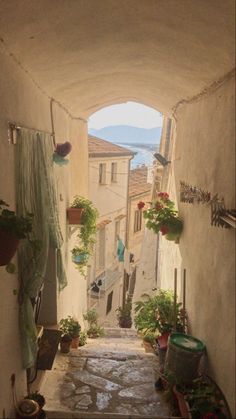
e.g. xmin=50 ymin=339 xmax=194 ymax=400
xmin=41 ymin=330 xmax=171 ymax=418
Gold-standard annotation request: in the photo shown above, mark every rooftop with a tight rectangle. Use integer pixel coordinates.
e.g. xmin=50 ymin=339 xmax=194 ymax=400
xmin=88 ymin=135 xmax=134 ymax=158
xmin=129 ymin=166 xmax=152 ymax=198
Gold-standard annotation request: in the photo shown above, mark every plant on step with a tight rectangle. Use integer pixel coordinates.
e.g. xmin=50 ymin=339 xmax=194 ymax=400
xmin=59 ymin=316 xmax=81 ymax=338
xmin=141 ymin=192 xmax=183 ymax=242
xmin=83 ymin=308 xmax=105 ymax=338
xmin=79 ymin=330 xmax=88 ymax=346
xmin=134 ymin=289 xmax=184 ymax=337
xmin=116 ymin=298 xmax=132 ymax=328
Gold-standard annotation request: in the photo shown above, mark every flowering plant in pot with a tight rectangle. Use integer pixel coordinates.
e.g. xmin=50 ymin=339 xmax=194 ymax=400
xmin=67 ymin=195 xmax=99 ymax=227
xmin=59 ymin=316 xmax=81 ymax=350
xmin=116 ymin=299 xmax=132 ymax=328
xmin=0 ymin=199 xmax=34 ymax=266
xmin=83 ymin=308 xmax=105 ymax=338
xmin=140 ymin=192 xmax=183 ymax=242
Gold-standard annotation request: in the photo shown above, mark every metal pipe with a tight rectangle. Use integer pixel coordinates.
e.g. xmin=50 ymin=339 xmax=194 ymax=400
xmin=173 ymin=268 xmax=177 ymax=332
xmin=183 ymin=268 xmax=186 ymax=332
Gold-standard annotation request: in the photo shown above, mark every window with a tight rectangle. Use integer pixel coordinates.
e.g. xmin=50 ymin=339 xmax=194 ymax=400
xmin=96 ymin=227 xmax=105 ymax=271
xmin=134 ymin=209 xmax=142 ymax=232
xmin=99 ymin=163 xmax=106 ymax=184
xmin=106 ymin=291 xmax=113 ymax=314
xmin=111 ymin=162 xmax=117 ymax=182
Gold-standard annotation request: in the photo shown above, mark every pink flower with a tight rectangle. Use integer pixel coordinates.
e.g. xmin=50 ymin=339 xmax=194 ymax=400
xmin=137 ymin=201 xmax=145 ymax=210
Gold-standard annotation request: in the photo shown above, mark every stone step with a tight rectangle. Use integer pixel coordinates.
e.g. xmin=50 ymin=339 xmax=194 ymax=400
xmin=104 ymin=327 xmax=137 ymax=338
xmin=46 ymin=409 xmax=178 ymax=418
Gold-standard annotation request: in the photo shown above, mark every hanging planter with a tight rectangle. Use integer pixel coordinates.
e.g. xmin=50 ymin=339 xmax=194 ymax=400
xmin=161 ymin=217 xmax=183 ymax=242
xmin=53 ymin=141 xmax=72 ymax=166
xmin=67 ymin=207 xmax=84 ymax=224
xmin=71 ymin=248 xmax=89 ymax=265
xmin=142 ymin=192 xmax=183 ymax=243
xmin=0 ymin=199 xmax=34 ymax=266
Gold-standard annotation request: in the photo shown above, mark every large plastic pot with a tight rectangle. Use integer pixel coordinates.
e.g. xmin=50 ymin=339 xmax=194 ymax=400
xmin=165 ymin=333 xmax=205 ymax=383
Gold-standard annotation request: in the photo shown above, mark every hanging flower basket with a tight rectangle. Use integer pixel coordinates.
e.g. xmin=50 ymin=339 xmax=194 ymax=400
xmin=0 ymin=229 xmax=19 ymax=266
xmin=67 ymin=207 xmax=84 ymax=225
xmin=161 ymin=217 xmax=183 ymax=242
xmin=141 ymin=192 xmax=183 ymax=243
xmin=72 ymin=250 xmax=89 ymax=265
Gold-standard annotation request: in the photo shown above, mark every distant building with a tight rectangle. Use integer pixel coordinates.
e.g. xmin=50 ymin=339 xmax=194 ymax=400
xmin=127 ymin=166 xmax=152 ymax=262
xmin=87 ymin=135 xmax=134 ymax=326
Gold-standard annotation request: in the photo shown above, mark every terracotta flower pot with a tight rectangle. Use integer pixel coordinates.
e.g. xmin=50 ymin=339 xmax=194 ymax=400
xmin=67 ymin=208 xmax=84 ymax=224
xmin=15 ymin=399 xmax=40 ymax=419
xmin=71 ymin=336 xmax=80 ymax=348
xmin=0 ymin=229 xmax=19 ymax=266
xmin=173 ymin=386 xmax=192 ymax=419
xmin=60 ymin=335 xmax=72 ymax=353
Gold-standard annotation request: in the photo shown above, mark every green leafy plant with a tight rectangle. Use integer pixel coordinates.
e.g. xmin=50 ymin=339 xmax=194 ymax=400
xmin=134 ymin=289 xmax=184 ymax=336
xmin=79 ymin=330 xmax=87 ymax=346
xmin=59 ymin=316 xmax=81 ymax=338
xmin=71 ymin=245 xmax=90 ymax=276
xmin=116 ymin=298 xmax=132 ymax=328
xmin=83 ymin=308 xmax=105 ymax=338
xmin=0 ymin=199 xmax=33 ymax=239
xmin=141 ymin=192 xmax=183 ymax=240
xmin=70 ymin=196 xmax=99 ymax=275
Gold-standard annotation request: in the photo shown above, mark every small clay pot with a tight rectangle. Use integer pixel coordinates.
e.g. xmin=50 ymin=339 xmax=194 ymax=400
xmin=71 ymin=336 xmax=80 ymax=349
xmin=60 ymin=335 xmax=72 ymax=353
xmin=15 ymin=399 xmax=40 ymax=419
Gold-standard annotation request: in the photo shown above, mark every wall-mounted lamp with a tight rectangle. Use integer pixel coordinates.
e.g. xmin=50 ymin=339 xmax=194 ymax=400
xmin=153 ymin=153 xmax=171 ymax=166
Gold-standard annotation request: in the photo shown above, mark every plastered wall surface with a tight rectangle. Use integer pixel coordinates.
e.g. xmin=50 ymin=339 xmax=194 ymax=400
xmin=158 ymin=75 xmax=235 ymax=415
xmin=0 ymin=46 xmax=88 ymax=416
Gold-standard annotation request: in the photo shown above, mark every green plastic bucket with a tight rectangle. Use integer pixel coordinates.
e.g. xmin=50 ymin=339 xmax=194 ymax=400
xmin=165 ymin=333 xmax=205 ymax=383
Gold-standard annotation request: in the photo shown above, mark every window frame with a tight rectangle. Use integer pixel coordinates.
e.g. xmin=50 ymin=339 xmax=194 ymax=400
xmin=134 ymin=209 xmax=142 ymax=233
xmin=99 ymin=163 xmax=106 ymax=184
xmin=111 ymin=162 xmax=118 ymax=183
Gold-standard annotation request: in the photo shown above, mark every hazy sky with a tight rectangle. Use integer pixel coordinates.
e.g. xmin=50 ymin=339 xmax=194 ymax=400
xmin=88 ymin=102 xmax=162 ymax=129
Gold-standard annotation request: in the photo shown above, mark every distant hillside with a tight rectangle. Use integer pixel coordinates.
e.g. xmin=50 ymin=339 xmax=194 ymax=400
xmin=89 ymin=125 xmax=162 ymax=145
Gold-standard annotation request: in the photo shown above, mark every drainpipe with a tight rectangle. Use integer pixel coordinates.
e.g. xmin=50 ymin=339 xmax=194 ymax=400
xmin=122 ymin=158 xmax=131 ymax=308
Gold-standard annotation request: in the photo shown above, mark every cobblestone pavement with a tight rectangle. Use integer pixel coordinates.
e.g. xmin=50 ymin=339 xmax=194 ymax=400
xmin=42 ymin=333 xmax=171 ymax=418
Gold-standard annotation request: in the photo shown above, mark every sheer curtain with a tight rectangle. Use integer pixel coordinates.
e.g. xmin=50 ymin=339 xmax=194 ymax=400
xmin=16 ymin=128 xmax=67 ymax=368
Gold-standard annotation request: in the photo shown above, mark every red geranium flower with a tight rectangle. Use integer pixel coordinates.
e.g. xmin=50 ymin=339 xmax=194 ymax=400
xmin=158 ymin=192 xmax=169 ymax=201
xmin=202 ymin=413 xmax=218 ymax=419
xmin=160 ymin=225 xmax=169 ymax=235
xmin=137 ymin=201 xmax=145 ymax=210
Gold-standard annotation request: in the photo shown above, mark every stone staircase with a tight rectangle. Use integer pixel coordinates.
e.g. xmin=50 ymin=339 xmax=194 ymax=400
xmin=103 ymin=327 xmax=138 ymax=338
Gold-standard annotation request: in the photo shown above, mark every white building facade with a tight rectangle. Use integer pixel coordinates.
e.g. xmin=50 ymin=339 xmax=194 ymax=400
xmin=88 ymin=135 xmax=134 ymax=326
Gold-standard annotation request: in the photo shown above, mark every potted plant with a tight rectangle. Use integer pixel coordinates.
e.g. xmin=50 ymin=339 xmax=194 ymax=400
xmin=0 ymin=199 xmax=34 ymax=266
xmin=67 ymin=195 xmax=98 ymax=228
xmin=134 ymin=289 xmax=185 ymax=368
xmin=27 ymin=392 xmax=46 ymax=419
xmin=71 ymin=245 xmax=90 ymax=274
xmin=83 ymin=308 xmax=105 ymax=338
xmin=116 ymin=299 xmax=132 ymax=328
xmin=79 ymin=330 xmax=87 ymax=346
xmin=15 ymin=399 xmax=40 ymax=419
xmin=141 ymin=192 xmax=183 ymax=242
xmin=59 ymin=316 xmax=81 ymax=350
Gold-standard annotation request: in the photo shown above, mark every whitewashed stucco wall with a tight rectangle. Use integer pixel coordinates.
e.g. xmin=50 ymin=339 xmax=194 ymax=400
xmin=0 ymin=45 xmax=88 ymax=417
xmin=158 ymin=74 xmax=235 ymax=415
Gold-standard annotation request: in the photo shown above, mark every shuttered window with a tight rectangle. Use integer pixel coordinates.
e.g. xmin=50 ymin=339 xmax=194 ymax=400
xmin=134 ymin=209 xmax=142 ymax=232
xmin=99 ymin=163 xmax=106 ymax=184
xmin=96 ymin=227 xmax=105 ymax=271
xmin=111 ymin=162 xmax=117 ymax=182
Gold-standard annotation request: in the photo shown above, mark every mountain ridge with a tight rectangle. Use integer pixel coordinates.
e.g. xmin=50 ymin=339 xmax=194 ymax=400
xmin=89 ymin=125 xmax=162 ymax=145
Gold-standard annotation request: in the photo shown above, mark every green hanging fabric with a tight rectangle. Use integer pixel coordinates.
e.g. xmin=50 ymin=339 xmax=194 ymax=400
xmin=15 ymin=128 xmax=67 ymax=369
